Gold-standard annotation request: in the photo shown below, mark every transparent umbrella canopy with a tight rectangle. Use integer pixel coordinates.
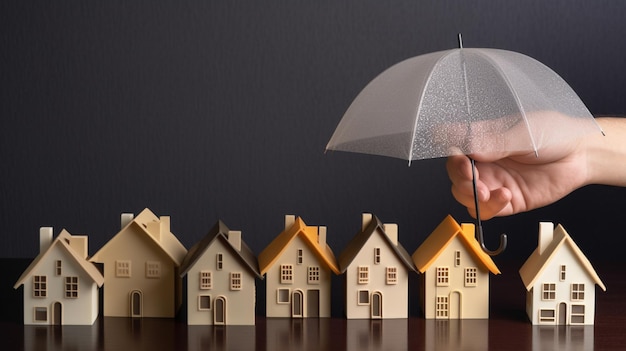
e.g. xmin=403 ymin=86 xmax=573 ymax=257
xmin=326 ymin=36 xmax=603 ymax=255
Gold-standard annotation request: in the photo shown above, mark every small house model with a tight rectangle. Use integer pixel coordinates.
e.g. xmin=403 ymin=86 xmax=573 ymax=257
xmin=338 ymin=213 xmax=416 ymax=319
xmin=179 ymin=220 xmax=262 ymax=325
xmin=519 ymin=222 xmax=606 ymax=325
xmin=411 ymin=215 xmax=501 ymax=319
xmin=258 ymin=215 xmax=340 ymax=318
xmin=14 ymin=227 xmax=104 ymax=325
xmin=90 ymin=208 xmax=187 ymax=318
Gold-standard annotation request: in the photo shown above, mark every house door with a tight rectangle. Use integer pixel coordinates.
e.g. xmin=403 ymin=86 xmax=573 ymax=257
xmin=449 ymin=291 xmax=461 ymax=319
xmin=53 ymin=302 xmax=62 ymax=325
xmin=558 ymin=302 xmax=567 ymax=325
xmin=371 ymin=292 xmax=382 ymax=319
xmin=131 ymin=290 xmax=143 ymax=318
xmin=307 ymin=290 xmax=320 ymax=317
xmin=292 ymin=290 xmax=303 ymax=318
xmin=214 ymin=297 xmax=226 ymax=325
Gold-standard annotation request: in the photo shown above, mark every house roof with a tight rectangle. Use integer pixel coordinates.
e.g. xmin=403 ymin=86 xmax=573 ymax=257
xmin=90 ymin=208 xmax=187 ymax=266
xmin=257 ymin=216 xmax=340 ymax=275
xmin=14 ymin=229 xmax=104 ymax=289
xmin=519 ymin=223 xmax=606 ymax=291
xmin=179 ymin=220 xmax=262 ymax=279
xmin=411 ymin=215 xmax=501 ymax=275
xmin=338 ymin=214 xmax=416 ymax=273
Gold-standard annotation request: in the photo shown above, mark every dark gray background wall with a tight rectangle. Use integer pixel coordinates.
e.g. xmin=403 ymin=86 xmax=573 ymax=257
xmin=2 ymin=1 xmax=625 ymax=265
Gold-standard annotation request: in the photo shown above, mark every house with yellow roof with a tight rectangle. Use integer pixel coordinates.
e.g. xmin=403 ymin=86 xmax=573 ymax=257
xmin=411 ymin=215 xmax=501 ymax=319
xmin=258 ymin=215 xmax=340 ymax=318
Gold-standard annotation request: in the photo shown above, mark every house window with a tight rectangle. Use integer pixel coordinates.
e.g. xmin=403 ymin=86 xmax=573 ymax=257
xmin=560 ymin=265 xmax=566 ymax=281
xmin=386 ymin=267 xmax=397 ymax=285
xmin=280 ymin=264 xmax=293 ymax=284
xmin=464 ymin=267 xmax=477 ymax=287
xmin=357 ymin=290 xmax=370 ymax=305
xmin=436 ymin=267 xmax=449 ymax=286
xmin=200 ymin=271 xmax=212 ymax=290
xmin=571 ymin=283 xmax=585 ymax=301
xmin=33 ymin=276 xmax=47 ymax=298
xmin=455 ymin=251 xmax=461 ymax=267
xmin=374 ymin=248 xmax=381 ymax=264
xmin=216 ymin=253 xmax=223 ymax=270
xmin=277 ymin=288 xmax=290 ymax=304
xmin=145 ymin=261 xmax=161 ymax=278
xmin=230 ymin=272 xmax=242 ymax=290
xmin=55 ymin=260 xmax=62 ymax=276
xmin=308 ymin=266 xmax=320 ymax=284
xmin=539 ymin=309 xmax=556 ymax=323
xmin=358 ymin=266 xmax=369 ymax=284
xmin=65 ymin=276 xmax=78 ymax=298
xmin=571 ymin=305 xmax=585 ymax=324
xmin=436 ymin=296 xmax=449 ymax=318
xmin=34 ymin=307 xmax=48 ymax=322
xmin=198 ymin=295 xmax=211 ymax=310
xmin=297 ymin=249 xmax=303 ymax=264
xmin=116 ymin=260 xmax=131 ymax=277
xmin=542 ymin=283 xmax=556 ymax=300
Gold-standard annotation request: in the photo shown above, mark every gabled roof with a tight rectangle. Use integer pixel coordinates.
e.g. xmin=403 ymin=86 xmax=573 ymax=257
xmin=90 ymin=208 xmax=187 ymax=266
xmin=179 ymin=220 xmax=261 ymax=279
xmin=258 ymin=216 xmax=340 ymax=275
xmin=338 ymin=214 xmax=416 ymax=273
xmin=411 ymin=215 xmax=500 ymax=275
xmin=519 ymin=223 xmax=606 ymax=291
xmin=14 ymin=229 xmax=104 ymax=289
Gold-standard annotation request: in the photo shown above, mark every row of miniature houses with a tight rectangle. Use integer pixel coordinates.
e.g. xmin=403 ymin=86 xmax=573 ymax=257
xmin=14 ymin=208 xmax=605 ymax=326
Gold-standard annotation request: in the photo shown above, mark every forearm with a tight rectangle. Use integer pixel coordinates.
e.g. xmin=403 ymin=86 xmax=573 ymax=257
xmin=584 ymin=117 xmax=626 ymax=187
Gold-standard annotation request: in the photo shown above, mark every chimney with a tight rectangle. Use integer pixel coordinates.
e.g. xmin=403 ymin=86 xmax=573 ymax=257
xmin=40 ymin=227 xmax=54 ymax=253
xmin=538 ymin=222 xmax=554 ymax=255
xmin=362 ymin=213 xmax=373 ymax=231
xmin=318 ymin=226 xmax=327 ymax=248
xmin=69 ymin=236 xmax=88 ymax=259
xmin=228 ymin=230 xmax=242 ymax=251
xmin=284 ymin=215 xmax=296 ymax=230
xmin=121 ymin=213 xmax=134 ymax=229
xmin=383 ymin=223 xmax=398 ymax=246
xmin=160 ymin=216 xmax=171 ymax=236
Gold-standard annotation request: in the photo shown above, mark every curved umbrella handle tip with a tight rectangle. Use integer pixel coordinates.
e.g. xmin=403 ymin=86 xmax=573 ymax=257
xmin=481 ymin=233 xmax=507 ymax=256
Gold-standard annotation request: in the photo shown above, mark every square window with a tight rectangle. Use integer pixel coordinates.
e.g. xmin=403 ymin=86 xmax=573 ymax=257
xmin=65 ymin=276 xmax=79 ymax=298
xmin=34 ymin=307 xmax=48 ymax=322
xmin=277 ymin=288 xmax=290 ymax=304
xmin=539 ymin=309 xmax=556 ymax=323
xmin=357 ymin=290 xmax=370 ymax=305
xmin=200 ymin=271 xmax=212 ymax=290
xmin=464 ymin=267 xmax=477 ymax=287
xmin=280 ymin=264 xmax=293 ymax=284
xmin=198 ymin=295 xmax=211 ymax=310
xmin=145 ymin=261 xmax=161 ymax=278
xmin=358 ymin=266 xmax=369 ymax=284
xmin=33 ymin=276 xmax=47 ymax=298
xmin=571 ymin=283 xmax=585 ymax=301
xmin=386 ymin=267 xmax=397 ymax=285
xmin=230 ymin=272 xmax=242 ymax=290
xmin=308 ymin=266 xmax=320 ymax=284
xmin=436 ymin=267 xmax=449 ymax=286
xmin=116 ymin=260 xmax=131 ymax=278
xmin=542 ymin=283 xmax=556 ymax=300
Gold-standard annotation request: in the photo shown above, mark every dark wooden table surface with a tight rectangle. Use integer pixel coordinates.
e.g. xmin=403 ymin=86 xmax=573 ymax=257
xmin=1 ymin=259 xmax=624 ymax=350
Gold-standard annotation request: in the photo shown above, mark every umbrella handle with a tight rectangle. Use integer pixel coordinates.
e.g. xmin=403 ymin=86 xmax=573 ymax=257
xmin=470 ymin=157 xmax=508 ymax=256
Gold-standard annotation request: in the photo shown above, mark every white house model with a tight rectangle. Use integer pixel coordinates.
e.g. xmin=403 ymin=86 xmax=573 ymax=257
xmin=519 ymin=222 xmax=606 ymax=325
xmin=14 ymin=227 xmax=104 ymax=325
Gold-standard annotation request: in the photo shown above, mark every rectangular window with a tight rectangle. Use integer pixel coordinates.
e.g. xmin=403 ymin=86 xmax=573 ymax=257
xmin=539 ymin=309 xmax=556 ymax=323
xmin=277 ymin=288 xmax=290 ymax=304
xmin=200 ymin=271 xmax=212 ymax=290
xmin=436 ymin=296 xmax=449 ymax=318
xmin=297 ymin=249 xmax=303 ymax=264
xmin=216 ymin=253 xmax=223 ymax=270
xmin=280 ymin=264 xmax=293 ymax=284
xmin=308 ymin=266 xmax=320 ymax=284
xmin=230 ymin=272 xmax=242 ymax=290
xmin=571 ymin=305 xmax=585 ymax=324
xmin=116 ymin=260 xmax=131 ymax=277
xmin=386 ymin=267 xmax=398 ymax=285
xmin=145 ymin=261 xmax=161 ymax=278
xmin=198 ymin=295 xmax=211 ymax=310
xmin=374 ymin=248 xmax=381 ymax=264
xmin=560 ymin=265 xmax=567 ymax=281
xmin=571 ymin=283 xmax=585 ymax=301
xmin=357 ymin=290 xmax=370 ymax=305
xmin=465 ymin=267 xmax=478 ymax=287
xmin=455 ymin=251 xmax=461 ymax=267
xmin=33 ymin=276 xmax=47 ymax=298
xmin=357 ymin=266 xmax=369 ymax=284
xmin=542 ymin=283 xmax=556 ymax=300
xmin=55 ymin=260 xmax=62 ymax=276
xmin=65 ymin=276 xmax=79 ymax=298
xmin=436 ymin=267 xmax=449 ymax=286
xmin=34 ymin=307 xmax=48 ymax=322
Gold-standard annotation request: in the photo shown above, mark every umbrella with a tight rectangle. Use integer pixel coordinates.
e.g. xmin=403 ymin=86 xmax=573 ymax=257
xmin=326 ymin=35 xmax=603 ymax=256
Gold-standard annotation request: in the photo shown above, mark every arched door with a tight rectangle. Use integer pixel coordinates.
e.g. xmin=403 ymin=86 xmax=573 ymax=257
xmin=130 ymin=290 xmax=143 ymax=318
xmin=53 ymin=302 xmax=62 ymax=325
xmin=292 ymin=290 xmax=303 ymax=318
xmin=558 ymin=302 xmax=567 ymax=325
xmin=371 ymin=292 xmax=382 ymax=319
xmin=214 ymin=297 xmax=226 ymax=325
xmin=449 ymin=291 xmax=461 ymax=319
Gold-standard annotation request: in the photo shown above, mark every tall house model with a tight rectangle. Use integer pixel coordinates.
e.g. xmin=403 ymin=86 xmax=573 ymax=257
xmin=14 ymin=228 xmax=104 ymax=325
xmin=519 ymin=222 xmax=606 ymax=325
xmin=90 ymin=208 xmax=187 ymax=318
xmin=412 ymin=215 xmax=501 ymax=319
xmin=338 ymin=213 xmax=416 ymax=319
xmin=179 ymin=220 xmax=262 ymax=325
xmin=258 ymin=215 xmax=340 ymax=318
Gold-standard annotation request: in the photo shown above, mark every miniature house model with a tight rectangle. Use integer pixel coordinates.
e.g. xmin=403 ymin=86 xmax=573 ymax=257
xmin=90 ymin=208 xmax=187 ymax=318
xmin=411 ymin=215 xmax=501 ymax=319
xmin=519 ymin=222 xmax=606 ymax=325
xmin=179 ymin=220 xmax=261 ymax=325
xmin=258 ymin=215 xmax=340 ymax=318
xmin=14 ymin=228 xmax=104 ymax=325
xmin=338 ymin=213 xmax=416 ymax=319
